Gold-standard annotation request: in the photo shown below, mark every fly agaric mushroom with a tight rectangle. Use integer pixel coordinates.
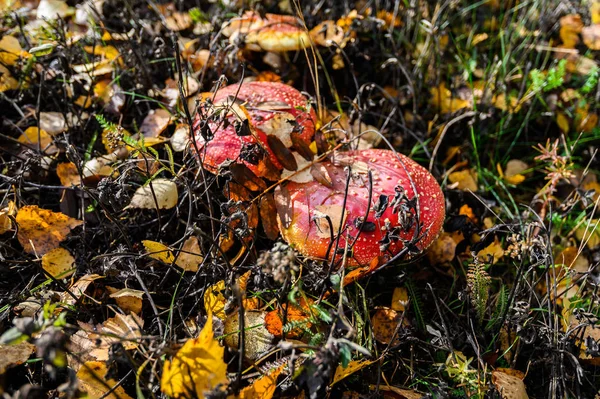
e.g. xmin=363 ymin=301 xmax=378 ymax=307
xmin=193 ymin=81 xmax=316 ymax=178
xmin=222 ymin=11 xmax=310 ymax=52
xmin=275 ymin=149 xmax=445 ymax=267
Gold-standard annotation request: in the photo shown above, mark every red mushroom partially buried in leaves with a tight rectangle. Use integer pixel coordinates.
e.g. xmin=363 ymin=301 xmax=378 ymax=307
xmin=192 ymin=81 xmax=316 ymax=178
xmin=274 ymin=149 xmax=445 ymax=268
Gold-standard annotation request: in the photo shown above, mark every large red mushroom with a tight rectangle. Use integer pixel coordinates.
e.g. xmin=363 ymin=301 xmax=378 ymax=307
xmin=274 ymin=149 xmax=445 ymax=268
xmin=192 ymin=81 xmax=316 ymax=178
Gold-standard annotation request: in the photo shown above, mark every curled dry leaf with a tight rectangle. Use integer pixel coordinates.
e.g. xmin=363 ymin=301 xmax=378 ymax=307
xmin=41 ymin=247 xmax=75 ymax=278
xmin=223 ymin=311 xmax=274 ymax=361
xmin=16 ymin=205 xmax=83 ymax=255
xmin=0 ymin=200 xmax=17 ymax=235
xmin=129 ymin=179 xmax=178 ymax=210
xmin=107 ymin=287 xmax=144 ymax=314
xmin=61 ymin=274 xmax=103 ymax=306
xmin=0 ymin=342 xmax=35 ymax=374
xmin=160 ymin=316 xmax=227 ymax=399
xmin=77 ymin=361 xmax=134 ymax=399
xmin=38 ymin=112 xmax=67 ymax=135
xmin=140 ymin=108 xmax=172 ymax=138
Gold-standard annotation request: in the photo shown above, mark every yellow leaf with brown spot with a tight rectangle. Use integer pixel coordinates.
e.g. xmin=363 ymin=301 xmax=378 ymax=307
xmin=331 ymin=359 xmax=375 ymax=386
xmin=77 ymin=361 xmax=134 ymax=399
xmin=371 ymin=308 xmax=407 ymax=345
xmin=204 ymin=280 xmax=226 ymax=320
xmin=142 ymin=240 xmax=175 ymax=264
xmin=161 ymin=316 xmax=228 ymax=398
xmin=16 ymin=206 xmax=83 ymax=255
xmin=41 ymin=247 xmax=75 ymax=278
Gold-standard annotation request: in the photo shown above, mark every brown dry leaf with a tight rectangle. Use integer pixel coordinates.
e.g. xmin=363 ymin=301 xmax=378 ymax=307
xmin=426 ymin=232 xmax=459 ymax=265
xmin=260 ymin=194 xmax=280 ymax=241
xmin=0 ymin=342 xmax=35 ymax=374
xmin=331 ymin=359 xmax=375 ymax=386
xmin=281 ymin=153 xmax=314 ymax=183
xmin=391 ymin=287 xmax=409 ymax=312
xmin=160 ymin=316 xmax=227 ymax=398
xmin=556 ymin=246 xmax=589 ymax=274
xmin=139 ymin=109 xmax=172 ymax=138
xmin=165 ymin=12 xmax=192 ymax=31
xmin=16 ymin=205 xmax=83 ymax=255
xmin=235 ymin=364 xmax=284 ymax=399
xmin=204 ymin=280 xmax=226 ymax=320
xmin=0 ymin=35 xmax=30 ymax=66
xmin=77 ymin=361 xmax=134 ymax=399
xmin=107 ymin=287 xmax=144 ymax=314
xmin=430 ymin=83 xmax=470 ymax=113
xmin=371 ymin=308 xmax=406 ymax=345
xmin=61 ymin=274 xmax=103 ymax=306
xmin=313 ymin=204 xmax=347 ymax=239
xmin=129 ymin=179 xmax=178 ymax=210
xmin=559 ymin=15 xmax=583 ymax=48
xmin=18 ymin=127 xmax=58 ymax=154
xmin=0 ymin=200 xmax=17 ymax=235
xmin=99 ymin=313 xmax=144 ymax=351
xmin=448 ymin=169 xmax=478 ymax=191
xmin=41 ymin=247 xmax=75 ymax=278
xmin=264 ymin=301 xmax=312 ymax=338
xmin=0 ymin=64 xmax=19 ymax=92
xmin=370 ymin=385 xmax=424 ymax=399
xmin=56 ymin=162 xmax=81 ymax=186
xmin=477 ymin=237 xmax=505 ymax=264
xmin=230 ymin=164 xmax=267 ymax=192
xmin=504 ymin=159 xmax=528 ymax=184
xmin=39 ymin=112 xmax=67 ymax=135
xmin=582 ymin=25 xmax=600 ymax=50
xmin=175 ymin=236 xmax=204 ymax=272
xmin=492 ymin=370 xmax=529 ymax=399
xmin=143 ymin=240 xmax=175 ymax=264
xmin=223 ymin=311 xmax=274 ymax=361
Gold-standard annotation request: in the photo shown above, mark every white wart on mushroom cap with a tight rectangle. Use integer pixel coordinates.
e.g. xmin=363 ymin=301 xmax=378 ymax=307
xmin=275 ymin=149 xmax=445 ymax=267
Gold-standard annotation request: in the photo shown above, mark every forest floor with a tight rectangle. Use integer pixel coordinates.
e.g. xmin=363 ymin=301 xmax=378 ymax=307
xmin=1 ymin=0 xmax=600 ymax=398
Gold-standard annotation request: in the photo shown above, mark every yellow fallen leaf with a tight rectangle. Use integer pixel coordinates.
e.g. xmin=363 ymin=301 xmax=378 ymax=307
xmin=477 ymin=237 xmax=505 ymax=264
xmin=0 ymin=200 xmax=17 ymax=235
xmin=575 ymin=219 xmax=600 ymax=249
xmin=41 ymin=247 xmax=76 ymax=278
xmin=391 ymin=287 xmax=409 ymax=312
xmin=592 ymin=1 xmax=600 ymax=24
xmin=84 ymin=45 xmax=120 ymax=62
xmin=448 ymin=169 xmax=478 ymax=191
xmin=204 ymin=280 xmax=226 ymax=320
xmin=371 ymin=308 xmax=407 ymax=345
xmin=237 ymin=364 xmax=285 ymax=399
xmin=497 ymin=160 xmax=527 ymax=185
xmin=332 ymin=359 xmax=375 ymax=386
xmin=143 ymin=240 xmax=175 ymax=264
xmin=492 ymin=92 xmax=522 ymax=113
xmin=161 ymin=316 xmax=228 ymax=398
xmin=18 ymin=127 xmax=58 ymax=154
xmin=16 ymin=205 xmax=83 ymax=255
xmin=559 ymin=15 xmax=583 ymax=48
xmin=430 ymin=83 xmax=470 ymax=113
xmin=56 ymin=162 xmax=81 ymax=186
xmin=0 ymin=35 xmax=30 ymax=66
xmin=0 ymin=64 xmax=19 ymax=92
xmin=77 ymin=361 xmax=134 ymax=399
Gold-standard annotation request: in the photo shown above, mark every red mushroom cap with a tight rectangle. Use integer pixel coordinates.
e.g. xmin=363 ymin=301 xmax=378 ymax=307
xmin=222 ymin=12 xmax=310 ymax=52
xmin=275 ymin=149 xmax=445 ymax=268
xmin=193 ymin=81 xmax=316 ymax=177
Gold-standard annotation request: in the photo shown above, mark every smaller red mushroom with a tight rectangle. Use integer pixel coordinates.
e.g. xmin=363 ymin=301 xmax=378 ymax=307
xmin=274 ymin=149 xmax=445 ymax=268
xmin=192 ymin=81 xmax=316 ymax=179
xmin=222 ymin=11 xmax=310 ymax=52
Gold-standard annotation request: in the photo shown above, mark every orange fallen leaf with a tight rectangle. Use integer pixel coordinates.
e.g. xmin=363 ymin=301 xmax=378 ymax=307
xmin=236 ymin=364 xmax=285 ymax=399
xmin=16 ymin=205 xmax=83 ymax=255
xmin=371 ymin=307 xmax=407 ymax=345
xmin=448 ymin=169 xmax=478 ymax=191
xmin=391 ymin=287 xmax=409 ymax=312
